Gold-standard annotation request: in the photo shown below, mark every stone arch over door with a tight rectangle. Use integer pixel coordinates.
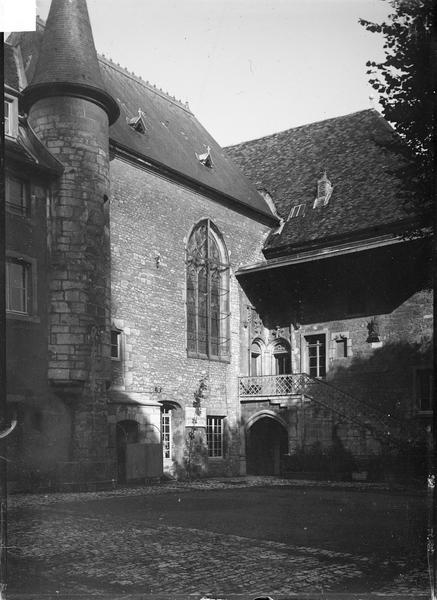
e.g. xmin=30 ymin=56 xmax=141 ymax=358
xmin=245 ymin=410 xmax=289 ymax=476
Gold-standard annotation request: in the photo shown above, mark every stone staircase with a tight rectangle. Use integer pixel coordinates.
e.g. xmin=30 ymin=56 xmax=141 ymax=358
xmin=239 ymin=373 xmax=406 ymax=447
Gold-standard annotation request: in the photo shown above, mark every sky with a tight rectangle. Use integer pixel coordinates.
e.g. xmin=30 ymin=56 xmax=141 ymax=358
xmin=33 ymin=0 xmax=391 ymax=146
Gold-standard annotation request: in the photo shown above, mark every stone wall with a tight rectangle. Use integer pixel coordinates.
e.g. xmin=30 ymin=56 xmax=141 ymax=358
xmin=110 ymin=157 xmax=270 ymax=477
xmin=27 ymin=96 xmax=113 ymax=481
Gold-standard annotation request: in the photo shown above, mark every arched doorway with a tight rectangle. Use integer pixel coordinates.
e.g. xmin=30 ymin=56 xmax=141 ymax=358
xmin=246 ymin=415 xmax=288 ymax=476
xmin=116 ymin=420 xmax=139 ymax=483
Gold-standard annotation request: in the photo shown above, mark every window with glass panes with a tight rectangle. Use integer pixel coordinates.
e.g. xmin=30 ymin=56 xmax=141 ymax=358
xmin=6 ymin=176 xmax=29 ymax=217
xmin=6 ymin=258 xmax=30 ymax=314
xmin=111 ymin=330 xmax=121 ymax=360
xmin=186 ymin=220 xmax=230 ymax=359
xmin=207 ymin=416 xmax=224 ymax=458
xmin=4 ymin=100 xmax=10 ymax=136
xmin=161 ymin=407 xmax=172 ymax=459
xmin=305 ymin=334 xmax=326 ymax=378
xmin=4 ymin=97 xmax=17 ymax=137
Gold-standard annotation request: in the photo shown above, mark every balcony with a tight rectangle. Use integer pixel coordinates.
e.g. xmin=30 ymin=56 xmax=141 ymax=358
xmin=239 ymin=374 xmax=310 ymax=398
xmin=239 ymin=373 xmax=403 ymax=447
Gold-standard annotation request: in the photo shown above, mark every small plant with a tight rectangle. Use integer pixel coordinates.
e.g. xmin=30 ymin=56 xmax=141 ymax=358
xmin=185 ymin=375 xmax=208 ymax=481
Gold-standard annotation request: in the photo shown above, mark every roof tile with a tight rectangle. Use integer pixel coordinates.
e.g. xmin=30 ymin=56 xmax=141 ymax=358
xmin=225 ymin=110 xmax=413 ymax=254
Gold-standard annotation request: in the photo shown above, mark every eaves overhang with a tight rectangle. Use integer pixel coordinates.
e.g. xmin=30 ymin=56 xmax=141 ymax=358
xmin=236 ymin=232 xmax=407 ymax=277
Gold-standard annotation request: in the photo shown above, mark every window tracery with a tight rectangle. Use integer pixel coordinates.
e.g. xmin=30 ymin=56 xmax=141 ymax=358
xmin=186 ymin=220 xmax=230 ymax=360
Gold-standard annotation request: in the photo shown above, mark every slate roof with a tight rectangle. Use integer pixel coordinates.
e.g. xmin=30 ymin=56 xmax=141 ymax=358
xmin=225 ymin=110 xmax=414 ymax=256
xmin=7 ymin=11 xmax=277 ymax=224
xmin=6 ymin=124 xmax=64 ymax=176
xmin=99 ymin=58 xmax=275 ymax=220
xmin=30 ymin=0 xmax=104 ymax=91
xmin=4 ymin=43 xmax=20 ymax=91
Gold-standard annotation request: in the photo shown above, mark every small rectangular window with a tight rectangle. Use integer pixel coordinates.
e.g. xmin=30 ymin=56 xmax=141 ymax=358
xmin=288 ymin=203 xmax=306 ymax=220
xmin=207 ymin=416 xmax=224 ymax=458
xmin=111 ymin=330 xmax=121 ymax=360
xmin=335 ymin=338 xmax=348 ymax=358
xmin=6 ymin=177 xmax=29 ymax=217
xmin=416 ymin=369 xmax=433 ymax=412
xmin=4 ymin=100 xmax=10 ymax=136
xmin=4 ymin=97 xmax=17 ymax=137
xmin=6 ymin=258 xmax=30 ymax=314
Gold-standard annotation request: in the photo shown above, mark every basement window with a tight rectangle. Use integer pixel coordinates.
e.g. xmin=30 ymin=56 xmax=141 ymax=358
xmin=196 ymin=146 xmax=213 ymax=168
xmin=288 ymin=203 xmax=306 ymax=220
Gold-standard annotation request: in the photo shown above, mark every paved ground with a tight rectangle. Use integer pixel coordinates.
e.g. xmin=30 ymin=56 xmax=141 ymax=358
xmin=6 ymin=477 xmax=431 ymax=598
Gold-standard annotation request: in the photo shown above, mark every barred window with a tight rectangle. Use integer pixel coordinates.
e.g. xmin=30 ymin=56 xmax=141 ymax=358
xmin=207 ymin=416 xmax=224 ymax=458
xmin=186 ymin=220 xmax=230 ymax=360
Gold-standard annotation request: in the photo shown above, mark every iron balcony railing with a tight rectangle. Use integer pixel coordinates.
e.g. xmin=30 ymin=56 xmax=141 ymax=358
xmin=239 ymin=373 xmax=405 ymax=446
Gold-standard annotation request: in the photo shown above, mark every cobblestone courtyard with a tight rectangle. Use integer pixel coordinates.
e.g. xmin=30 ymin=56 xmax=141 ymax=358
xmin=7 ymin=477 xmax=430 ymax=598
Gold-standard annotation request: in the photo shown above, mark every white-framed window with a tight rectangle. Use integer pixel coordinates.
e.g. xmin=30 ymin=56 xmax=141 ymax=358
xmin=304 ymin=334 xmax=326 ymax=378
xmin=4 ymin=96 xmax=18 ymax=138
xmin=207 ymin=416 xmax=224 ymax=458
xmin=288 ymin=203 xmax=306 ymax=220
xmin=6 ymin=257 xmax=31 ymax=315
xmin=161 ymin=407 xmax=172 ymax=460
xmin=110 ymin=329 xmax=122 ymax=360
xmin=6 ymin=176 xmax=30 ymax=217
xmin=415 ymin=368 xmax=433 ymax=413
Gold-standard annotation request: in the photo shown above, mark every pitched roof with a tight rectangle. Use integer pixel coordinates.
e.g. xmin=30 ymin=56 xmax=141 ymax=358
xmin=21 ymin=0 xmax=119 ymax=124
xmin=8 ymin=13 xmax=276 ymax=224
xmin=4 ymin=43 xmax=20 ymax=91
xmin=225 ymin=110 xmax=414 ymax=255
xmin=99 ymin=57 xmax=275 ymax=220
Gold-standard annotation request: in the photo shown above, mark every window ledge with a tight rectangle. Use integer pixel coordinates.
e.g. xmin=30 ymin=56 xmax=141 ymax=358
xmin=6 ymin=312 xmax=40 ymax=323
xmin=187 ymin=352 xmax=230 ymax=364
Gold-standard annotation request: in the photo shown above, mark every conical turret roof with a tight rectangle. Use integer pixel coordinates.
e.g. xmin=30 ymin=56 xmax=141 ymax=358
xmin=22 ymin=0 xmax=119 ymax=124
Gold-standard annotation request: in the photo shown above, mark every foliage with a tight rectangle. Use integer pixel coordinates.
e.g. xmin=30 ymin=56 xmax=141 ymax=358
xmin=359 ymin=0 xmax=435 ymax=230
xmin=185 ymin=375 xmax=209 ymax=480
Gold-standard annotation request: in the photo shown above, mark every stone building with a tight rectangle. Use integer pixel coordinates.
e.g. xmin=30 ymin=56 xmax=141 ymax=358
xmin=226 ymin=111 xmax=433 ymax=477
xmin=4 ymin=0 xmax=432 ymax=490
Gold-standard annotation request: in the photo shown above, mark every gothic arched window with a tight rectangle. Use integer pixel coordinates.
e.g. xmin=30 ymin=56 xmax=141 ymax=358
xmin=186 ymin=220 xmax=230 ymax=360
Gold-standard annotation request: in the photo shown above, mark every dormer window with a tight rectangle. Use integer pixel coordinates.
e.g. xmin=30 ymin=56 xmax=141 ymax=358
xmin=196 ymin=146 xmax=213 ymax=168
xmin=288 ymin=203 xmax=306 ymax=220
xmin=4 ymin=96 xmax=18 ymax=138
xmin=128 ymin=109 xmax=147 ymax=134
xmin=313 ymin=171 xmax=333 ymax=208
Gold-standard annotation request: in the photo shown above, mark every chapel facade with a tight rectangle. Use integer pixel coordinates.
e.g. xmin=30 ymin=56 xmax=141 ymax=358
xmin=4 ymin=0 xmax=432 ymax=491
